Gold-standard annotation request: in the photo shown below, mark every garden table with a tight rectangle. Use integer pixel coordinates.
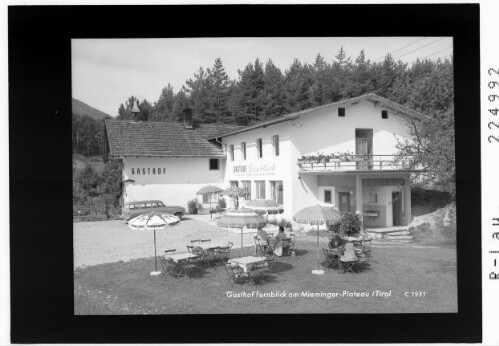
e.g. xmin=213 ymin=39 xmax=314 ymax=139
xmin=229 ymin=256 xmax=268 ymax=273
xmin=165 ymin=253 xmax=199 ymax=263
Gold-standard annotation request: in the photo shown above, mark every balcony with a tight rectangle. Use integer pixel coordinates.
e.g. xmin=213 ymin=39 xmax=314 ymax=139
xmin=297 ymin=155 xmax=414 ymax=173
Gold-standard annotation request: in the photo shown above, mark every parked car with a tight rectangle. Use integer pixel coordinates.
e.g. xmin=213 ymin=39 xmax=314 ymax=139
xmin=122 ymin=200 xmax=186 ymax=222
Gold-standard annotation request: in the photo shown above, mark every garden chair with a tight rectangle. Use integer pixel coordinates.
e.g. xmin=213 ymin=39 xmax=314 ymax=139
xmin=164 ymin=249 xmax=176 ymax=255
xmin=281 ymin=238 xmax=292 ymax=256
xmin=254 ymin=236 xmax=267 ymax=256
xmin=178 ymin=261 xmax=199 ymax=279
xmin=216 ymin=242 xmax=233 ymax=264
xmin=339 ymin=258 xmax=359 ymax=274
xmin=288 ymin=233 xmax=296 ymax=252
xmin=224 ymin=262 xmax=248 ymax=287
xmin=362 ymin=239 xmax=373 ymax=259
xmin=201 ymin=239 xmax=211 ymax=244
xmin=159 ymin=256 xmax=182 ymax=279
xmin=322 ymin=248 xmax=340 ymax=269
xmin=248 ymin=263 xmax=270 ymax=285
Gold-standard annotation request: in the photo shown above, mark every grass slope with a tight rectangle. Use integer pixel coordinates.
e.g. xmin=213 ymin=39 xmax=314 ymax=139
xmin=74 ymin=240 xmax=457 ymax=314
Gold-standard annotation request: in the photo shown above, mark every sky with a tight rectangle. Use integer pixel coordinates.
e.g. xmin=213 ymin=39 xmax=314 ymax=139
xmin=71 ymin=37 xmax=453 ymax=117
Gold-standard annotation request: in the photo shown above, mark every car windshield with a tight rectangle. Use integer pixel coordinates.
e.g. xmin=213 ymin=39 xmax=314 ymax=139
xmin=158 ymin=202 xmax=165 ymax=207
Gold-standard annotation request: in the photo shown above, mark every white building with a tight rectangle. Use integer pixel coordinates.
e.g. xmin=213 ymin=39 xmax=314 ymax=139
xmin=104 ymin=93 xmax=423 ymax=227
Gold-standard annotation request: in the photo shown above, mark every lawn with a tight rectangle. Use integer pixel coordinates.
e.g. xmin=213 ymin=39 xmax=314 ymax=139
xmin=74 ymin=240 xmax=457 ymax=314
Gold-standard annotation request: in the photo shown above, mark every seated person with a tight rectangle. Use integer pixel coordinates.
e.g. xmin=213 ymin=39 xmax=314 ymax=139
xmin=272 ymin=226 xmax=289 ymax=256
xmin=339 ymin=241 xmax=357 ymax=273
xmin=328 ymin=234 xmax=347 ymax=249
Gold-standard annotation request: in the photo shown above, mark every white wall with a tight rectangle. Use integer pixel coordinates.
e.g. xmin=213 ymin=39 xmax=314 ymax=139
xmin=123 ymin=157 xmax=225 ymax=209
xmin=290 ymin=100 xmax=412 ymax=157
xmin=220 ymin=100 xmax=414 ymax=219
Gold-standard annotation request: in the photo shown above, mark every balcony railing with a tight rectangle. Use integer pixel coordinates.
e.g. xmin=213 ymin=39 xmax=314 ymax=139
xmin=297 ymin=155 xmax=413 ymax=173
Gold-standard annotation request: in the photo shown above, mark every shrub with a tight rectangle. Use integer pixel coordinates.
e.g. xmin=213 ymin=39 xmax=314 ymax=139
xmin=410 ymin=222 xmax=432 ymax=242
xmin=187 ymin=199 xmax=198 ymax=214
xmin=328 ymin=221 xmax=341 ymax=234
xmin=267 ymin=215 xmax=278 ymax=225
xmin=279 ymin=218 xmax=292 ymax=228
xmin=338 ymin=213 xmax=361 ymax=236
xmin=218 ymin=198 xmax=226 ymax=209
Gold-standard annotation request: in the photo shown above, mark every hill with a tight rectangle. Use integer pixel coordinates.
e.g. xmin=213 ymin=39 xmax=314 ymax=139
xmin=73 ymin=98 xmax=111 ymax=119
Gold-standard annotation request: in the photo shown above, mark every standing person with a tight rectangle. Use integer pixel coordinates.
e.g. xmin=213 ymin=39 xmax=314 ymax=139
xmin=273 ymin=226 xmax=289 ymax=256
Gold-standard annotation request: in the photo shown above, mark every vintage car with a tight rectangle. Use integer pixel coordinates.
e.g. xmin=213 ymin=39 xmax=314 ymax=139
xmin=122 ymin=200 xmax=186 ymax=222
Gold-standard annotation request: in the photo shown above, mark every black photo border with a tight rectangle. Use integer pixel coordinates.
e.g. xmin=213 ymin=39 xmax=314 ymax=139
xmin=9 ymin=4 xmax=481 ymax=344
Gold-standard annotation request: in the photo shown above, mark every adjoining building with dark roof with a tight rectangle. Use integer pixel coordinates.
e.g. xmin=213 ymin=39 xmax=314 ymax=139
xmin=104 ymin=93 xmax=423 ymax=227
xmin=104 ymin=121 xmax=243 ymax=211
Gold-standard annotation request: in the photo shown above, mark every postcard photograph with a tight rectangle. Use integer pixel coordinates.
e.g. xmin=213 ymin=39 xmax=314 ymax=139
xmin=72 ymin=37 xmax=457 ymax=315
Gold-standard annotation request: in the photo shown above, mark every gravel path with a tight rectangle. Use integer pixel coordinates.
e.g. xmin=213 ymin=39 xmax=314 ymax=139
xmin=74 ymin=215 xmax=429 ymax=269
xmin=74 ymin=216 xmax=261 ymax=269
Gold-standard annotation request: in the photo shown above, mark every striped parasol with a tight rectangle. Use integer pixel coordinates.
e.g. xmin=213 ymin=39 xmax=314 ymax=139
xmin=217 ymin=208 xmax=266 ymax=256
xmin=197 ymin=185 xmax=224 ymax=217
xmin=222 ymin=186 xmax=249 ymax=210
xmin=243 ymin=199 xmax=284 ymax=215
xmin=293 ymin=205 xmax=341 ymax=275
xmin=128 ymin=212 xmax=180 ymax=276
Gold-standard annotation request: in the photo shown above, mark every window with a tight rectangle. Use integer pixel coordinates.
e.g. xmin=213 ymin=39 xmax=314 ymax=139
xmin=255 ymin=181 xmax=266 ymax=199
xmin=338 ymin=107 xmax=345 ymax=117
xmin=229 ymin=144 xmax=234 ymax=161
xmin=271 ymin=181 xmax=283 ymax=204
xmin=324 ymin=190 xmax=332 ymax=204
xmin=230 ymin=180 xmax=239 ymax=188
xmin=202 ymin=194 xmax=209 ymax=203
xmin=209 ymin=158 xmax=219 ymax=170
xmin=369 ymin=192 xmax=378 ymax=203
xmin=242 ymin=180 xmax=251 ymax=200
xmin=256 ymin=138 xmax=263 ymax=158
xmin=241 ymin=142 xmax=246 ymax=160
xmin=355 ymin=129 xmax=373 ymax=170
xmin=129 ymin=204 xmax=135 ymax=209
xmin=272 ymin=135 xmax=279 ymax=156
xmin=381 ymin=110 xmax=388 ymax=119
xmin=146 ymin=203 xmax=153 ymax=208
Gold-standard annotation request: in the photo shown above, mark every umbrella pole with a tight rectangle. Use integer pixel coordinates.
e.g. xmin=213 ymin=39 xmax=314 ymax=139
xmin=241 ymin=227 xmax=244 ymax=257
xmin=317 ymin=224 xmax=320 ymax=270
xmin=154 ymin=228 xmax=158 ymax=272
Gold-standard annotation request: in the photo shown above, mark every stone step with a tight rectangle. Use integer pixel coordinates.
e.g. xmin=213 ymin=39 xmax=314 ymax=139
xmin=386 ymin=235 xmax=413 ymax=240
xmin=387 ymin=230 xmax=411 ymax=236
xmin=386 ymin=239 xmax=412 ymax=243
xmin=365 ymin=227 xmax=409 ymax=234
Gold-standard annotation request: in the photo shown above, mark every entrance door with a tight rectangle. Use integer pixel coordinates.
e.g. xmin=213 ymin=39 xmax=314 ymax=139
xmin=338 ymin=192 xmax=351 ymax=214
xmin=392 ymin=191 xmax=402 ymax=226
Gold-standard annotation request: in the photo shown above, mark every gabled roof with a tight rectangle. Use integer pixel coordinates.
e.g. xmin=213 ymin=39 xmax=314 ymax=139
xmin=105 ymin=121 xmax=240 ymax=158
xmin=209 ymin=93 xmax=428 ymax=139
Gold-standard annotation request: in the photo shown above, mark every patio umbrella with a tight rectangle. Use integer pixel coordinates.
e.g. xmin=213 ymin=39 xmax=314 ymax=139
xmin=293 ymin=205 xmax=341 ymax=275
xmin=128 ymin=212 xmax=180 ymax=276
xmin=244 ymin=199 xmax=284 ymax=215
xmin=217 ymin=208 xmax=266 ymax=256
xmin=222 ymin=186 xmax=249 ymax=210
xmin=197 ymin=185 xmax=224 ymax=218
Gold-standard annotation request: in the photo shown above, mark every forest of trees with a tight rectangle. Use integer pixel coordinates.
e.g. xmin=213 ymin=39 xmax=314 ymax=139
xmin=73 ymin=48 xmax=455 ymax=199
xmin=115 ymin=50 xmax=453 ymax=128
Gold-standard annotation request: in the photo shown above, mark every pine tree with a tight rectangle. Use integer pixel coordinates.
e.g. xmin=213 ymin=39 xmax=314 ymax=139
xmin=263 ymin=59 xmax=286 ymax=118
xmin=183 ymin=67 xmax=211 ymax=123
xmin=151 ymin=84 xmax=175 ymax=121
xmin=207 ymin=58 xmax=231 ymax=124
